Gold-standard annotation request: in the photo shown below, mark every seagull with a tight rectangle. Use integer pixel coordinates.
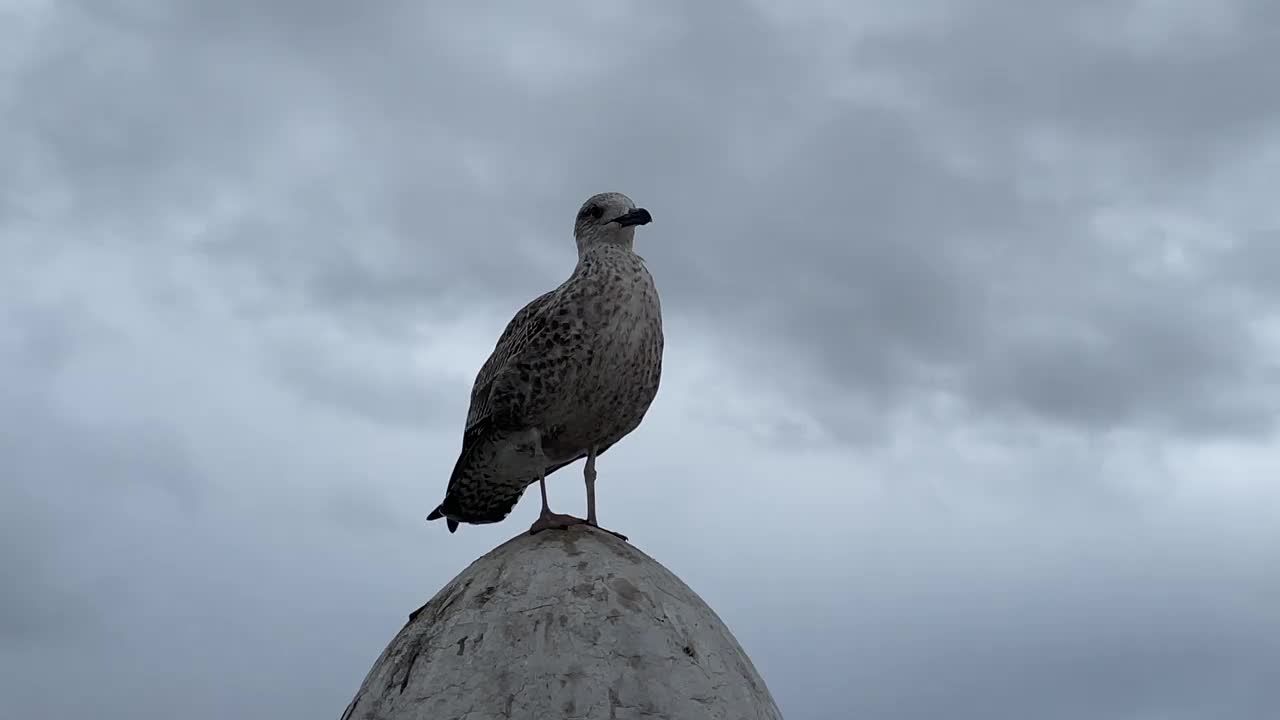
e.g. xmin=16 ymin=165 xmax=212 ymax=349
xmin=427 ymin=192 xmax=663 ymax=541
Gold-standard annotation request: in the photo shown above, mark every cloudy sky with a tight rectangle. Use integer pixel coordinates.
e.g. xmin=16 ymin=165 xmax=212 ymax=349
xmin=3 ymin=0 xmax=1279 ymax=718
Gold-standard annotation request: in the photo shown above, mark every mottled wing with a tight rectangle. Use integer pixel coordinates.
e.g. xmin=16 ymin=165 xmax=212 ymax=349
xmin=429 ymin=287 xmax=588 ymax=528
xmin=463 ymin=290 xmax=556 ymax=434
xmin=428 ymin=291 xmax=557 ymax=527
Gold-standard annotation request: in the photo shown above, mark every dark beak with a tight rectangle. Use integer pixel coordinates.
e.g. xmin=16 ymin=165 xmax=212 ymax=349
xmin=609 ymin=207 xmax=653 ymax=227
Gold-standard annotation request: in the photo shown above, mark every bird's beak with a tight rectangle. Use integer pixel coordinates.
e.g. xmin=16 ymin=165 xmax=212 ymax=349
xmin=609 ymin=208 xmax=653 ymax=227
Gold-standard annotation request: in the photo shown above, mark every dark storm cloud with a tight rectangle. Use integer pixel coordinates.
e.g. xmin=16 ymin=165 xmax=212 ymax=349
xmin=12 ymin=0 xmax=1261 ymax=439
xmin=852 ymin=0 xmax=1280 ymax=170
xmin=4 ymin=1 xmax=1280 ymax=719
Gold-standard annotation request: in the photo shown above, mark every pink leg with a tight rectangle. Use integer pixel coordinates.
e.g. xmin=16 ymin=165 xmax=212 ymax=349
xmin=584 ymin=448 xmax=627 ymax=541
xmin=528 ymin=471 xmax=584 ymax=535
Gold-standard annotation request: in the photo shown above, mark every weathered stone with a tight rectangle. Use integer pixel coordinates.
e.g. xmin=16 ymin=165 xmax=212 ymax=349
xmin=341 ymin=526 xmax=784 ymax=719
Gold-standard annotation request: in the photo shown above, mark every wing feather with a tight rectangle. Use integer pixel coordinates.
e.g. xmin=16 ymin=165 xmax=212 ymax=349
xmin=463 ymin=290 xmax=556 ymax=433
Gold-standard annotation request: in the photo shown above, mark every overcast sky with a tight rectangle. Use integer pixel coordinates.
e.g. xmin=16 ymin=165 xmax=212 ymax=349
xmin=3 ymin=1 xmax=1279 ymax=718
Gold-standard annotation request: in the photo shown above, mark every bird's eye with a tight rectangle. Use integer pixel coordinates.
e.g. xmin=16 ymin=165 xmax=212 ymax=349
xmin=588 ymin=205 xmax=603 ymax=219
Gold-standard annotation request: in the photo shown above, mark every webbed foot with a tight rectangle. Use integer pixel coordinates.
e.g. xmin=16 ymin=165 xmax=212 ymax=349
xmin=528 ymin=512 xmax=586 ymax=535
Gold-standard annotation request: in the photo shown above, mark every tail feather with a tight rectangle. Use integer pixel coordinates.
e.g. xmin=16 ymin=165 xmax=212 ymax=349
xmin=427 ymin=504 xmax=462 ymax=534
xmin=428 ymin=426 xmax=542 ymax=535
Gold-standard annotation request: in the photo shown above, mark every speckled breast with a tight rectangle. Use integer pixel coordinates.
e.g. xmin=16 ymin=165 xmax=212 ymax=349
xmin=543 ymin=249 xmax=664 ymax=461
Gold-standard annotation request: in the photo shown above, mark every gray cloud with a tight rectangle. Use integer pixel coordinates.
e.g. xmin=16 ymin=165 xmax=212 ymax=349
xmin=708 ymin=514 xmax=1280 ymax=720
xmin=3 ymin=1 xmax=1280 ymax=718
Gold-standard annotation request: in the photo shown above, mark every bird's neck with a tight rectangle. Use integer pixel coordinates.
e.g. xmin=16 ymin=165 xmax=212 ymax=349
xmin=576 ymin=234 xmax=635 ymax=261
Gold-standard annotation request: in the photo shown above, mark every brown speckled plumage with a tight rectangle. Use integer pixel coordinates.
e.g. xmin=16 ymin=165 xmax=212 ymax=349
xmin=427 ymin=192 xmax=663 ymax=535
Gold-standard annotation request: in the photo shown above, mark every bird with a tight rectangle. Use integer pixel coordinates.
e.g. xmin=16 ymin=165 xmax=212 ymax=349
xmin=426 ymin=191 xmax=663 ymax=541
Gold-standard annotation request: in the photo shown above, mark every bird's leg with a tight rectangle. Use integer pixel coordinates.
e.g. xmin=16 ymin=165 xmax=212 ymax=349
xmin=528 ymin=468 xmax=584 ymax=535
xmin=584 ymin=448 xmax=628 ymax=541
xmin=584 ymin=450 xmax=599 ymax=524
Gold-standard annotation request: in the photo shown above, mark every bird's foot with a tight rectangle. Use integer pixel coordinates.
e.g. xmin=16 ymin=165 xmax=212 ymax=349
xmin=528 ymin=512 xmax=586 ymax=535
xmin=586 ymin=520 xmax=628 ymax=542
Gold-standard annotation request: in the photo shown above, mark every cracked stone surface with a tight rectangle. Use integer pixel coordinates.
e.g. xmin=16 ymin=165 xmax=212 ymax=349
xmin=340 ymin=525 xmax=785 ymax=720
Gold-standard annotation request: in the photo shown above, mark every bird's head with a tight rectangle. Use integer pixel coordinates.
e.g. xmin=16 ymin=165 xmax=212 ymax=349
xmin=573 ymin=192 xmax=652 ymax=256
